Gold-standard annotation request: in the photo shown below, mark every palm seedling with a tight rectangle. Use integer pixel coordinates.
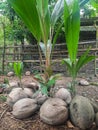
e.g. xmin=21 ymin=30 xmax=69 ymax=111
xmin=13 ymin=62 xmax=23 ymax=89
xmin=8 ymin=0 xmax=64 ymax=94
xmin=8 ymin=0 xmax=64 ymax=79
xmin=62 ymin=0 xmax=95 ymax=96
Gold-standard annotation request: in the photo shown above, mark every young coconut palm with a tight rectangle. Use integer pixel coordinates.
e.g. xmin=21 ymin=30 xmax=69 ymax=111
xmin=7 ymin=0 xmax=64 ymax=95
xmin=8 ymin=0 xmax=64 ymax=79
xmin=62 ymin=0 xmax=95 ymax=96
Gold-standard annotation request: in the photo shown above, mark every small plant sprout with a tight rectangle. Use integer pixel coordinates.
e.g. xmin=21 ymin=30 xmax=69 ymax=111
xmin=0 ymin=95 xmax=7 ymax=102
xmin=13 ymin=62 xmax=23 ymax=89
xmin=34 ymin=74 xmax=55 ymax=96
xmin=34 ymin=73 xmax=62 ymax=96
xmin=4 ymin=78 xmax=11 ymax=88
xmin=9 ymin=62 xmax=13 ymax=70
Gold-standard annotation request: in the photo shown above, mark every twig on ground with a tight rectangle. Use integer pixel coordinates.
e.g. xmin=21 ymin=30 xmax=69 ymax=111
xmin=0 ymin=106 xmax=9 ymax=120
xmin=90 ymin=82 xmax=98 ymax=86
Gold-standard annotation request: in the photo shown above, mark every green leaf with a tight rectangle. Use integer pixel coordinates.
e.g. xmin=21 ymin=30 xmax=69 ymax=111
xmin=13 ymin=62 xmax=23 ymax=79
xmin=64 ymin=0 xmax=80 ymax=62
xmin=90 ymin=0 xmax=98 ymax=8
xmin=9 ymin=63 xmax=13 ymax=68
xmin=47 ymin=78 xmax=55 ymax=88
xmin=36 ymin=0 xmax=50 ymax=43
xmin=62 ymin=58 xmax=73 ymax=76
xmin=0 ymin=95 xmax=7 ymax=102
xmin=51 ymin=0 xmax=64 ymax=27
xmin=13 ymin=62 xmax=18 ymax=77
xmin=62 ymin=48 xmax=95 ymax=79
xmin=51 ymin=0 xmax=89 ymax=28
xmin=79 ymin=0 xmax=89 ymax=7
xmin=75 ymin=48 xmax=95 ymax=75
xmin=4 ymin=78 xmax=9 ymax=85
xmin=52 ymin=22 xmax=63 ymax=52
xmin=40 ymin=83 xmax=48 ymax=95
xmin=49 ymin=73 xmax=63 ymax=80
xmin=36 ymin=0 xmax=49 ymax=17
xmin=8 ymin=0 xmax=41 ymax=42
xmin=34 ymin=74 xmax=43 ymax=82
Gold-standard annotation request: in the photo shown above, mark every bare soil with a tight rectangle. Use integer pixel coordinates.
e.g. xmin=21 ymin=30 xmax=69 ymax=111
xmin=0 ymin=74 xmax=98 ymax=130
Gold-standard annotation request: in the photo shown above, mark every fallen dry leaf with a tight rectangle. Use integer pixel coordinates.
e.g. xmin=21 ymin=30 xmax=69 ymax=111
xmin=67 ymin=120 xmax=74 ymax=128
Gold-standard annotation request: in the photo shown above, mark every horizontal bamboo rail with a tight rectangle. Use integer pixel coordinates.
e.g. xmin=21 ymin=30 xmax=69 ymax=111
xmin=0 ymin=47 xmax=97 ymax=56
xmin=0 ymin=40 xmax=96 ymax=48
xmin=0 ymin=40 xmax=97 ymax=73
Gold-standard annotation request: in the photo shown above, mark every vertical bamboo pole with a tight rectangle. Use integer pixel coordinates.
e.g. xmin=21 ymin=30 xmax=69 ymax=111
xmin=21 ymin=40 xmax=24 ymax=62
xmin=38 ymin=42 xmax=43 ymax=73
xmin=2 ymin=22 xmax=6 ymax=74
xmin=94 ymin=21 xmax=98 ymax=76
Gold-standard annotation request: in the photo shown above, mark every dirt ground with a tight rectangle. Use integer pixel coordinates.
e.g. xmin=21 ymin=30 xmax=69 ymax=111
xmin=0 ymin=74 xmax=98 ymax=130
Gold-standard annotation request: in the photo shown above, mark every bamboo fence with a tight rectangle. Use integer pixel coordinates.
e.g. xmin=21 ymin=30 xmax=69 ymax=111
xmin=0 ymin=40 xmax=97 ymax=74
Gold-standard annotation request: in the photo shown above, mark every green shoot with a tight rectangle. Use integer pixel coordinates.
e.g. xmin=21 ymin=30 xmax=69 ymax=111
xmin=13 ymin=62 xmax=23 ymax=89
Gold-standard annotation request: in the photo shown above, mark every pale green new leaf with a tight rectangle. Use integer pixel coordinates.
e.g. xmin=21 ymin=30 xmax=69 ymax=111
xmin=51 ymin=0 xmax=64 ymax=27
xmin=36 ymin=0 xmax=50 ymax=43
xmin=39 ymin=42 xmax=46 ymax=56
xmin=47 ymin=40 xmax=52 ymax=57
xmin=40 ymin=40 xmax=52 ymax=58
xmin=8 ymin=0 xmax=41 ymax=42
xmin=51 ymin=0 xmax=89 ymax=29
xmin=79 ymin=0 xmax=89 ymax=7
xmin=64 ymin=0 xmax=80 ymax=62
